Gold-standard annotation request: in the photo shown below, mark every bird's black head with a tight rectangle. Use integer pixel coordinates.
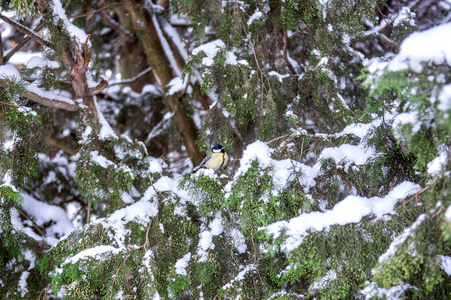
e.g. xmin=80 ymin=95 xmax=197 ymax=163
xmin=212 ymin=144 xmax=224 ymax=153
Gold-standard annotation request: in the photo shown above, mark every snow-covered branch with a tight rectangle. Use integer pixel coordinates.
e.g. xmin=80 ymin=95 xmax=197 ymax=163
xmin=0 ymin=13 xmax=49 ymax=47
xmin=0 ymin=79 xmax=79 ymax=111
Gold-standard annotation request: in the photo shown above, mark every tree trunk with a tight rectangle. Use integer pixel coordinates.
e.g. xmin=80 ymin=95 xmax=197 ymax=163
xmin=126 ymin=0 xmax=202 ymax=165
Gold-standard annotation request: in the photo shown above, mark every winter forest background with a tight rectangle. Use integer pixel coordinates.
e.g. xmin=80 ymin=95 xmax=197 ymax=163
xmin=0 ymin=0 xmax=451 ymax=299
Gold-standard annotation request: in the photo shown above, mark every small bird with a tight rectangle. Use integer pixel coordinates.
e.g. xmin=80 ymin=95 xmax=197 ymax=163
xmin=192 ymin=144 xmax=229 ymax=173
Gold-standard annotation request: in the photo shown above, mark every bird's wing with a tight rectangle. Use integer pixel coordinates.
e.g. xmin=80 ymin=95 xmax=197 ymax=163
xmin=192 ymin=156 xmax=211 ymax=173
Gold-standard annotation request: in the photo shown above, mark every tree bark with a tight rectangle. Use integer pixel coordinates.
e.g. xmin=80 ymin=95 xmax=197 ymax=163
xmin=126 ymin=0 xmax=202 ymax=165
xmin=35 ymin=0 xmax=103 ymax=119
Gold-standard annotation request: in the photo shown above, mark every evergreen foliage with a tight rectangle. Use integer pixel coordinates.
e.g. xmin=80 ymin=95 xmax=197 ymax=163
xmin=1 ymin=0 xmax=450 ymax=299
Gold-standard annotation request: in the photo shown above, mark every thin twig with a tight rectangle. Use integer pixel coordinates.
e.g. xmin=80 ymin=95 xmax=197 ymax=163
xmin=144 ymin=220 xmax=152 ymax=251
xmin=266 ymin=134 xmax=290 ymax=145
xmin=0 ymin=100 xmax=20 ymax=107
xmin=221 ymin=240 xmax=239 ymax=267
xmin=72 ymin=1 xmax=131 ymax=19
xmin=110 ymin=265 xmax=122 ymax=298
xmin=86 ymin=201 xmax=91 ymax=224
xmin=240 ymin=19 xmax=272 ymax=101
xmin=402 ymin=185 xmax=430 ymax=206
xmin=19 ymin=209 xmax=46 ymax=237
xmin=250 ymin=233 xmax=264 ymax=287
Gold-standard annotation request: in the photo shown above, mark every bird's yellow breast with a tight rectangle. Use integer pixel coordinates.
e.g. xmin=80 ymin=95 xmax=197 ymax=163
xmin=205 ymin=152 xmax=228 ymax=170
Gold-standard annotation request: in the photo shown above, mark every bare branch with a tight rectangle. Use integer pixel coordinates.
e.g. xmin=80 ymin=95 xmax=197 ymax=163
xmin=108 ymin=67 xmax=153 ymax=87
xmin=88 ymin=78 xmax=109 ymax=95
xmin=282 ymin=28 xmax=296 ymax=75
xmin=103 ymin=13 xmax=135 ymax=41
xmin=3 ymin=19 xmax=46 ymax=64
xmin=0 ymin=30 xmax=3 ymax=65
xmin=0 ymin=14 xmax=49 ymax=47
xmin=48 ymin=138 xmax=77 ymax=156
xmin=71 ymin=1 xmax=131 ymax=19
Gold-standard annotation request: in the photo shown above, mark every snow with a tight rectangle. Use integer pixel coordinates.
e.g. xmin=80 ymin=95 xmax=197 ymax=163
xmin=337 ymin=121 xmax=377 ymax=138
xmin=310 ymin=269 xmax=337 ymax=291
xmin=209 ymin=213 xmax=224 ymax=236
xmin=4 ymin=51 xmax=43 ymax=65
xmin=122 ymin=191 xmax=134 ymax=204
xmin=368 ymin=22 xmax=451 ymax=73
xmin=95 ymin=198 xmax=157 ymax=248
xmin=268 ymin=71 xmax=290 ymax=82
xmin=192 ymin=39 xmax=226 ymax=67
xmin=19 ymin=193 xmax=76 ymax=246
xmin=27 ymin=84 xmax=77 ymax=105
xmin=51 ymin=0 xmax=90 ymax=45
xmin=95 ymin=97 xmax=118 ymax=140
xmin=393 ymin=111 xmax=421 ymax=135
xmin=393 ymin=7 xmax=416 ymax=27
xmin=63 ymin=245 xmax=121 ymax=265
xmin=318 ymin=143 xmax=377 ymax=170
xmin=152 ymin=176 xmax=175 ymax=191
xmin=316 ymin=1 xmax=330 ymax=20
xmin=10 ymin=208 xmax=41 ymax=241
xmin=438 ymin=83 xmax=451 ymax=112
xmin=361 ymin=281 xmax=417 ymax=300
xmin=162 ymin=21 xmax=188 ymax=61
xmin=18 ymin=250 xmax=36 ymax=297
xmin=438 ymin=255 xmax=451 ymax=275
xmin=18 ymin=271 xmax=30 ymax=296
xmin=225 ymin=51 xmax=238 ymax=65
xmin=262 ymin=181 xmax=421 ymax=252
xmin=230 ymin=228 xmax=247 ymax=253
xmin=152 ymin=15 xmax=182 ymax=77
xmin=167 ymin=76 xmax=187 ymax=95
xmin=0 ymin=171 xmax=17 ymax=193
xmin=142 ymin=84 xmax=160 ymax=95
xmin=375 ymin=214 xmax=426 ymax=267
xmin=236 ymin=140 xmax=273 ymax=175
xmin=90 ymin=150 xmax=114 ymax=168
xmin=26 ymin=56 xmax=60 ymax=69
xmin=247 ymin=11 xmax=263 ymax=26
xmin=148 ymin=157 xmax=165 ymax=173
xmin=229 ymin=139 xmax=378 ymax=197
xmin=198 ymin=230 xmax=214 ymax=262
xmin=175 ymin=252 xmax=192 ymax=276
xmin=445 ymin=205 xmax=451 ymax=221
xmin=427 ymin=150 xmax=449 ymax=175
xmin=222 ymin=264 xmax=257 ymax=290
xmin=0 ymin=64 xmax=21 ymax=80
xmin=91 ymin=176 xmax=185 ymax=249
